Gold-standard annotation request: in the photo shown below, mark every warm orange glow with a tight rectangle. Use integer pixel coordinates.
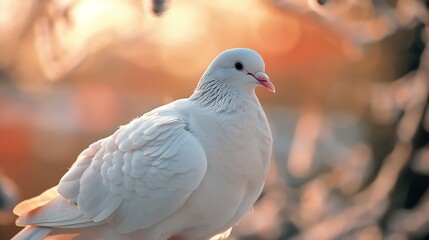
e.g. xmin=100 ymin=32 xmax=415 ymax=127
xmin=45 ymin=233 xmax=80 ymax=240
xmin=63 ymin=0 xmax=140 ymax=50
xmin=253 ymin=14 xmax=302 ymax=54
xmin=135 ymin=0 xmax=348 ymax=81
xmin=142 ymin=2 xmax=208 ymax=46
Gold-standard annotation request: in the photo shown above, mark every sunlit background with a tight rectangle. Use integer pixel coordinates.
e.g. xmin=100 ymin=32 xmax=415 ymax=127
xmin=0 ymin=0 xmax=428 ymax=239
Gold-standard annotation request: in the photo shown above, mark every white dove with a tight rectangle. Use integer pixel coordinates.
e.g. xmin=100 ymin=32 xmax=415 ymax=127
xmin=13 ymin=48 xmax=275 ymax=240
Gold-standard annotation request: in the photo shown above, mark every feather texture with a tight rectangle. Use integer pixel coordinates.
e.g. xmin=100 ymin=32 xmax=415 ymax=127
xmin=12 ymin=226 xmax=52 ymax=240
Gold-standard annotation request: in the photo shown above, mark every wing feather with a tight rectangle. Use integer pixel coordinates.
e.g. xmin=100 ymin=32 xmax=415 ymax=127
xmin=13 ymin=187 xmax=58 ymax=216
xmin=53 ymin=112 xmax=207 ymax=233
xmin=16 ymin=109 xmax=206 ymax=233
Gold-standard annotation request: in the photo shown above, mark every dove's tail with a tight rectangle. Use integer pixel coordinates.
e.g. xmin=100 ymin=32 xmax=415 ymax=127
xmin=12 ymin=226 xmax=52 ymax=240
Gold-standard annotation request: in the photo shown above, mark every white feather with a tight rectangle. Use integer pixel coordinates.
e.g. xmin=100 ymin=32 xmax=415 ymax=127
xmin=12 ymin=226 xmax=52 ymax=240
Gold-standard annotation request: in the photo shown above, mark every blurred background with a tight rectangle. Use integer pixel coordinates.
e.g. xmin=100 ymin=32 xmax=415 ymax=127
xmin=0 ymin=0 xmax=428 ymax=239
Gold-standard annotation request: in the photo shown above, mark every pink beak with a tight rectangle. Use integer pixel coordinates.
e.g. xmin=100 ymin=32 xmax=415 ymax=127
xmin=250 ymin=72 xmax=275 ymax=93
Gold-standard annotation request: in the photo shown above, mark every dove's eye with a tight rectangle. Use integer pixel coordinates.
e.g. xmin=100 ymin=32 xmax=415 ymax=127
xmin=234 ymin=61 xmax=244 ymax=71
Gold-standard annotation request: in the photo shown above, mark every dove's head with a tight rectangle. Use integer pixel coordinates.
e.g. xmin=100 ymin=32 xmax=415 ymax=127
xmin=202 ymin=48 xmax=275 ymax=93
xmin=191 ymin=48 xmax=275 ymax=112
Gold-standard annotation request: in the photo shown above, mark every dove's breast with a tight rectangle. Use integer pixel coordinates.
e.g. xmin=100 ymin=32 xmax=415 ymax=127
xmin=169 ymin=100 xmax=272 ymax=239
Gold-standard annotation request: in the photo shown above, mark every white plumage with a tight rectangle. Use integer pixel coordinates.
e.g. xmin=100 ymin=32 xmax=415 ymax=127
xmin=13 ymin=48 xmax=275 ymax=240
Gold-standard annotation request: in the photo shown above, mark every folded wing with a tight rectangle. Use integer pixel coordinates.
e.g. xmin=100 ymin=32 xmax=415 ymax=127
xmin=16 ymin=112 xmax=207 ymax=234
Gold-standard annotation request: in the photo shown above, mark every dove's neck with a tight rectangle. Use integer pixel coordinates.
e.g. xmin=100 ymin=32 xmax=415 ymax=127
xmin=189 ymin=72 xmax=257 ymax=113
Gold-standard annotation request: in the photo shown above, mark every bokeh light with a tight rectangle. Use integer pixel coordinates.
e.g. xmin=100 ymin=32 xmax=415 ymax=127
xmin=0 ymin=0 xmax=428 ymax=239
